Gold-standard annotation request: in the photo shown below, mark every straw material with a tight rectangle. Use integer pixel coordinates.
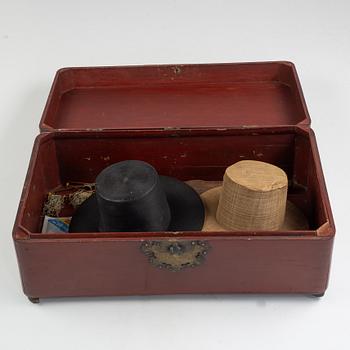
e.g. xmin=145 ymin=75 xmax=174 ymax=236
xmin=201 ymin=186 xmax=308 ymax=231
xmin=216 ymin=160 xmax=288 ymax=231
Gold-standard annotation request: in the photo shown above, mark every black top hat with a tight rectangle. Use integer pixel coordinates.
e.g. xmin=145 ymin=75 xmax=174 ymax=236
xmin=69 ymin=160 xmax=205 ymax=233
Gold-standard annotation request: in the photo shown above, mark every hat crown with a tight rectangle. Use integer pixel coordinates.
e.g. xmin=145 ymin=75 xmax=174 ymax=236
xmin=216 ymin=160 xmax=288 ymax=231
xmin=96 ymin=160 xmax=171 ymax=232
xmin=96 ymin=160 xmax=157 ymax=202
xmin=225 ymin=160 xmax=287 ymax=192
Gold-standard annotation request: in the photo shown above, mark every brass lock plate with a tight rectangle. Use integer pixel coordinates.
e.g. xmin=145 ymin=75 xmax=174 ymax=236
xmin=140 ymin=240 xmax=210 ymax=272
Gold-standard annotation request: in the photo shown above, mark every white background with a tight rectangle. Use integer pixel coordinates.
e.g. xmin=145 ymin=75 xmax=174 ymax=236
xmin=1 ymin=0 xmax=349 ymax=349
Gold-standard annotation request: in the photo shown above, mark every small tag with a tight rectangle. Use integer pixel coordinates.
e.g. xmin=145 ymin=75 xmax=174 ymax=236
xmin=42 ymin=216 xmax=71 ymax=233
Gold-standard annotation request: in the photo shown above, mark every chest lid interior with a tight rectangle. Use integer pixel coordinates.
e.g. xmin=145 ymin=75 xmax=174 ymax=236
xmin=39 ymin=61 xmax=311 ymax=132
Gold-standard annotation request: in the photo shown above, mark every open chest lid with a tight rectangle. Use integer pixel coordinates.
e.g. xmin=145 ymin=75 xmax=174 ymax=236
xmin=39 ymin=61 xmax=311 ymax=132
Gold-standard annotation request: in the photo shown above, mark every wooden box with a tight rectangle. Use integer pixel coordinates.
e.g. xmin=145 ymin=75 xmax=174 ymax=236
xmin=13 ymin=62 xmax=335 ymax=302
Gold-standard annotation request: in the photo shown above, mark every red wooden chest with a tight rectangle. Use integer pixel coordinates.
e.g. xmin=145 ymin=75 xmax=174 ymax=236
xmin=13 ymin=61 xmax=335 ymax=302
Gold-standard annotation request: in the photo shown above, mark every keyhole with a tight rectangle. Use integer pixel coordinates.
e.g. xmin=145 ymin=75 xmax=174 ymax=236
xmin=168 ymin=243 xmax=184 ymax=255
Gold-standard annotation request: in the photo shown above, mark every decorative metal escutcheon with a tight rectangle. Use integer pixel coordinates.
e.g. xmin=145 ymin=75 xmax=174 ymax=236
xmin=140 ymin=240 xmax=210 ymax=272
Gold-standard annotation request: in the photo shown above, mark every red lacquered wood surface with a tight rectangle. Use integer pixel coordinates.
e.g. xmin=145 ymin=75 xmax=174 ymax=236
xmin=13 ymin=62 xmax=335 ymax=300
xmin=15 ymin=235 xmax=333 ymax=298
xmin=40 ymin=62 xmax=310 ymax=131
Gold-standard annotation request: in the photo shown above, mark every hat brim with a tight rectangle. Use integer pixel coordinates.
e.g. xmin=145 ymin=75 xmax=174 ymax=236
xmin=69 ymin=176 xmax=205 ymax=233
xmin=201 ymin=186 xmax=309 ymax=231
